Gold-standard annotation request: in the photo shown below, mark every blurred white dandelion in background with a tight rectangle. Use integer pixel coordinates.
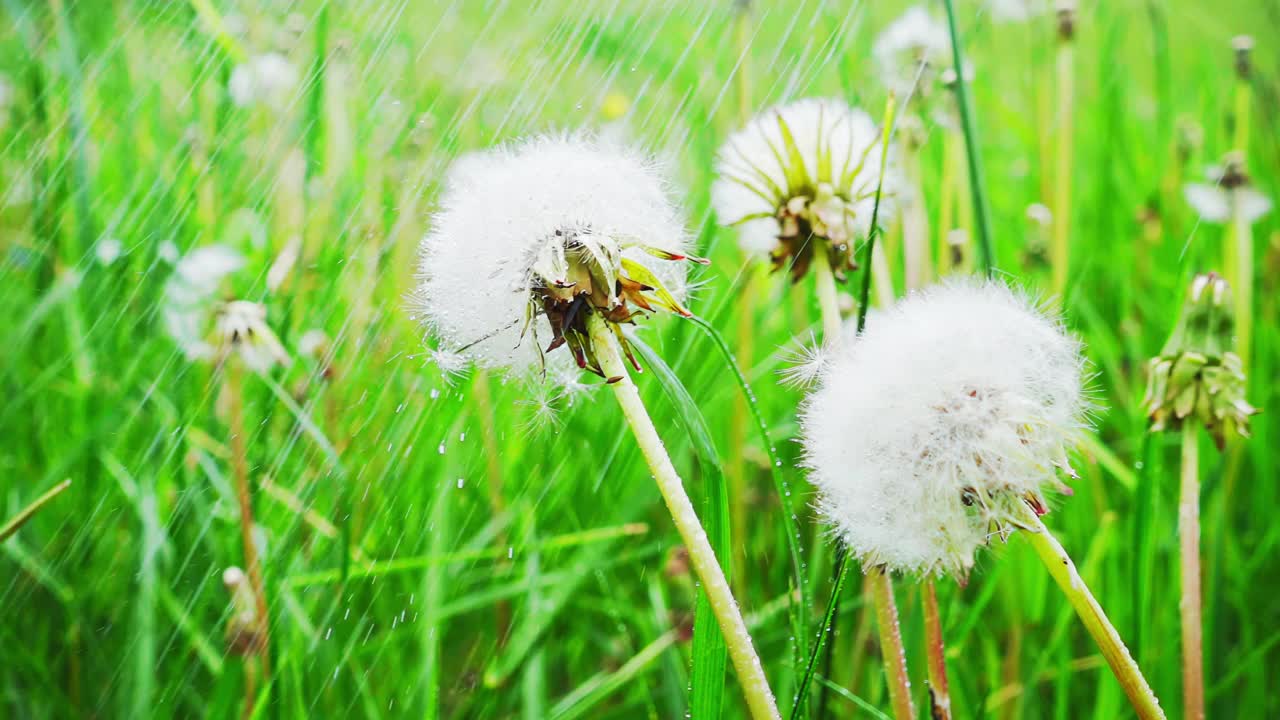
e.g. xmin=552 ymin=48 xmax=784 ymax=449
xmin=228 ymin=52 xmax=300 ymax=110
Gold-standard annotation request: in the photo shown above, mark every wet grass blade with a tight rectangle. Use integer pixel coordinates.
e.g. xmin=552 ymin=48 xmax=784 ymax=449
xmin=942 ymin=0 xmax=997 ymax=274
xmin=1 ymin=479 xmax=72 ymax=543
xmin=626 ymin=331 xmax=730 ymax=718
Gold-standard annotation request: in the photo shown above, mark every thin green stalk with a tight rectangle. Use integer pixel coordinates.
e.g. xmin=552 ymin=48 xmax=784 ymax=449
xmin=585 ymin=313 xmax=780 ymax=720
xmin=0 ymin=479 xmax=72 ymax=543
xmin=923 ymin=578 xmax=953 ymax=720
xmin=941 ymin=0 xmax=996 ymax=275
xmin=1229 ymin=192 xmax=1254 ymax=365
xmin=1018 ymin=506 xmax=1167 ymax=719
xmin=1180 ymin=423 xmax=1204 ymax=720
xmin=868 ymin=568 xmax=915 ymax=720
xmin=1051 ymin=10 xmax=1076 ymax=298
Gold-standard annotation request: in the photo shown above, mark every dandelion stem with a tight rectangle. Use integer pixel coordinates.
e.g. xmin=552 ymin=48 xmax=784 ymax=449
xmin=585 ymin=313 xmax=780 ymax=720
xmin=1050 ymin=13 xmax=1076 ymax=298
xmin=923 ymin=578 xmax=952 ymax=720
xmin=812 ymin=249 xmax=843 ymax=341
xmin=902 ymin=144 xmax=932 ymax=291
xmin=1229 ymin=192 xmax=1254 ymax=365
xmin=1019 ymin=507 xmax=1166 ymax=720
xmin=868 ymin=567 xmax=915 ymax=720
xmin=1179 ymin=422 xmax=1204 ymax=720
xmin=227 ymin=359 xmax=272 ymax=689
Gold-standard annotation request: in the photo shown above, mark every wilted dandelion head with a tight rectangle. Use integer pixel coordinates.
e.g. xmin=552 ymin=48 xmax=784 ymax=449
xmin=1183 ymin=153 xmax=1273 ymax=225
xmin=874 ymin=6 xmax=953 ymax=99
xmin=414 ymin=134 xmax=699 ymax=380
xmin=800 ymin=279 xmax=1088 ymax=579
xmin=163 ymin=246 xmax=288 ymax=372
xmin=712 ymin=98 xmax=893 ymax=281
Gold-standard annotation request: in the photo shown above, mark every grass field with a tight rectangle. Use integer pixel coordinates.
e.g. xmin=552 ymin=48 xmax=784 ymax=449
xmin=2 ymin=1 xmax=1279 ymax=718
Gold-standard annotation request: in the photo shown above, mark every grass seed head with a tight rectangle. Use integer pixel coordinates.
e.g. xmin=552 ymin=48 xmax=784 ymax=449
xmin=800 ymin=279 xmax=1088 ymax=580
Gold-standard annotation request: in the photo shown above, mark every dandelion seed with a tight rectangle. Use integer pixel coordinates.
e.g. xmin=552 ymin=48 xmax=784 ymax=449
xmin=800 ymin=279 xmax=1088 ymax=579
xmin=778 ymin=333 xmax=829 ymax=389
xmin=712 ymin=98 xmax=896 ymax=280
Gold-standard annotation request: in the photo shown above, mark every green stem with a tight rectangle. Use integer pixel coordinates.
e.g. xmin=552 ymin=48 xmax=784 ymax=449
xmin=941 ymin=0 xmax=996 ymax=275
xmin=1051 ymin=34 xmax=1075 ymax=298
xmin=1179 ymin=423 xmax=1204 ymax=720
xmin=1019 ymin=507 xmax=1167 ymax=719
xmin=868 ymin=568 xmax=915 ymax=720
xmin=1229 ymin=193 xmax=1254 ymax=365
xmin=586 ymin=313 xmax=781 ymax=720
xmin=812 ymin=250 xmax=843 ymax=341
xmin=227 ymin=359 xmax=272 ymax=687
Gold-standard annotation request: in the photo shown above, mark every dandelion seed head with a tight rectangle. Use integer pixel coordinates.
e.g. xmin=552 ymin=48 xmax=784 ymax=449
xmin=874 ymin=6 xmax=952 ymax=98
xmin=415 ymin=133 xmax=691 ymax=379
xmin=95 ymin=237 xmax=123 ymax=266
xmin=988 ymin=0 xmax=1050 ymax=22
xmin=800 ymin=279 xmax=1088 ymax=579
xmin=713 ymin=98 xmax=896 ymax=270
xmin=229 ymin=53 xmax=300 ymax=110
xmin=164 ymin=245 xmax=246 ymax=362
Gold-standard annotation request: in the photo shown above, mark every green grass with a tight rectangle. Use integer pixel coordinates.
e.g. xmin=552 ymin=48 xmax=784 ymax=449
xmin=2 ymin=0 xmax=1279 ymax=717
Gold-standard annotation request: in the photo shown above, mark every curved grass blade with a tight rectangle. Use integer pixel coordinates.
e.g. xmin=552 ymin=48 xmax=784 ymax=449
xmin=626 ymin=331 xmax=729 ymax=719
xmin=685 ymin=315 xmax=811 ymax=702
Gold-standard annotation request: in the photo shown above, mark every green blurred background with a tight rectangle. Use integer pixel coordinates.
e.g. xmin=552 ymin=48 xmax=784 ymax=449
xmin=1 ymin=0 xmax=1277 ymax=717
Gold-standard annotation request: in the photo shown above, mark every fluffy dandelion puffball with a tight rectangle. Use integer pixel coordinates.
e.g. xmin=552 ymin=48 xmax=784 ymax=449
xmin=800 ymin=279 xmax=1088 ymax=578
xmin=1183 ymin=157 xmax=1272 ymax=224
xmin=415 ymin=134 xmax=697 ymax=379
xmin=229 ymin=53 xmax=300 ymax=109
xmin=712 ymin=98 xmax=893 ymax=279
xmin=874 ymin=6 xmax=952 ymax=98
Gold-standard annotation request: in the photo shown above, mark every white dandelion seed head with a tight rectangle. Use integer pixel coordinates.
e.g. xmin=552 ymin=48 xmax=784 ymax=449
xmin=800 ymin=278 xmax=1089 ymax=579
xmin=1025 ymin=203 xmax=1053 ymax=227
xmin=414 ymin=133 xmax=690 ymax=379
xmin=988 ymin=0 xmax=1051 ymax=22
xmin=163 ymin=245 xmax=246 ymax=361
xmin=298 ymin=329 xmax=330 ymax=358
xmin=874 ymin=6 xmax=953 ymax=98
xmin=712 ymin=98 xmax=897 ymax=256
xmin=228 ymin=52 xmax=300 ymax=110
xmin=215 ymin=300 xmax=291 ymax=373
xmin=95 ymin=237 xmax=123 ymax=266
xmin=158 ymin=240 xmax=181 ymax=264
xmin=1184 ymin=172 xmax=1272 ymax=225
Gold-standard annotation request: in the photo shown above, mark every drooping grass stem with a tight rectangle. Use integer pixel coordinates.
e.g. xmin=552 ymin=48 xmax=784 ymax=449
xmin=868 ymin=567 xmax=915 ymax=720
xmin=1019 ymin=506 xmax=1166 ymax=720
xmin=585 ymin=313 xmax=781 ymax=720
xmin=1179 ymin=423 xmax=1204 ymax=720
xmin=923 ymin=578 xmax=952 ymax=720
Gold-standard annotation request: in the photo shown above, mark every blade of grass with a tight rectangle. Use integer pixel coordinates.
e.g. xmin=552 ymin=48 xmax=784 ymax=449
xmin=626 ymin=331 xmax=730 ymax=718
xmin=941 ymin=0 xmax=996 ymax=275
xmin=1 ymin=479 xmax=72 ymax=543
